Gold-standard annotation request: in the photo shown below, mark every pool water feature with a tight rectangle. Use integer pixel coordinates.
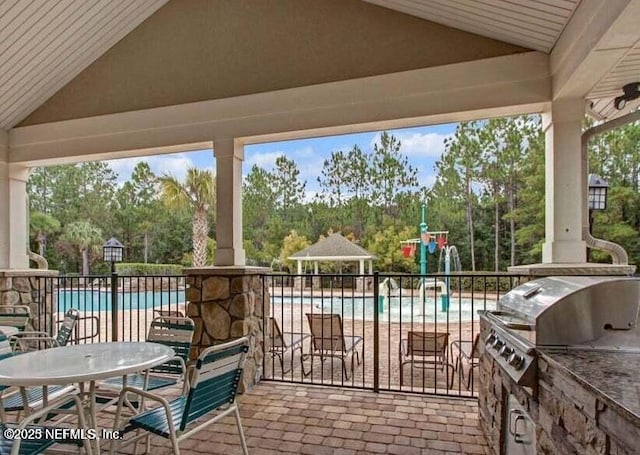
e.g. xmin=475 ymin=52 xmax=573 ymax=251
xmin=271 ymin=295 xmax=496 ymax=323
xmin=57 ymin=289 xmax=185 ymax=312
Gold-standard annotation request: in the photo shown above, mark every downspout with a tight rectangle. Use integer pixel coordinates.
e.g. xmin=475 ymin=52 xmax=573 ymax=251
xmin=582 ymin=110 xmax=640 ymax=264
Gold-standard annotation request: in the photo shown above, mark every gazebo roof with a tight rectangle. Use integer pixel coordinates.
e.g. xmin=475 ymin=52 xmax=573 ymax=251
xmin=289 ymin=233 xmax=376 ymax=261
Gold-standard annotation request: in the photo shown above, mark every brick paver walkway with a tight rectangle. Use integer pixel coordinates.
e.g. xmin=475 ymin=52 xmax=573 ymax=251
xmin=100 ymin=381 xmax=489 ymax=454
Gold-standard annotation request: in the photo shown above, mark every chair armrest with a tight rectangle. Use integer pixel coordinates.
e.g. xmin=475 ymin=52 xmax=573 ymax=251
xmin=9 ymin=331 xmax=48 ymax=338
xmin=10 ymin=334 xmax=59 ymax=352
xmin=118 ymin=386 xmax=171 ymax=404
xmin=451 ymin=340 xmax=473 ymax=361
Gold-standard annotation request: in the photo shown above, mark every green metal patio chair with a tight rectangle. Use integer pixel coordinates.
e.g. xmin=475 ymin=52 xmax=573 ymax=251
xmin=0 ymin=393 xmax=90 ymax=455
xmin=0 ymin=306 xmax=31 ymax=332
xmin=109 ymin=337 xmax=250 ymax=455
xmin=10 ymin=309 xmax=79 ymax=352
xmin=0 ymin=334 xmax=78 ymax=421
xmin=98 ymin=316 xmax=195 ymax=394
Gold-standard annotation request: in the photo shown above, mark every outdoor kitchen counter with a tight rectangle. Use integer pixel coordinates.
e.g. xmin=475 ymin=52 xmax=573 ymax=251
xmin=539 ymin=349 xmax=640 ymax=428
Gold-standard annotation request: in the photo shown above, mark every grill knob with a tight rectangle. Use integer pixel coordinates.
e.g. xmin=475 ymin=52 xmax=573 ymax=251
xmin=485 ymin=333 xmax=496 ymax=345
xmin=492 ymin=338 xmax=504 ymax=350
xmin=499 ymin=345 xmax=513 ymax=358
xmin=508 ymin=353 xmax=525 ymax=370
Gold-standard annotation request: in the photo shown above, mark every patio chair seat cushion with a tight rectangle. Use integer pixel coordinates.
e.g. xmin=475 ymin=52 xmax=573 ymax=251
xmin=2 ymin=385 xmax=77 ymax=412
xmin=0 ymin=424 xmax=57 ymax=454
xmin=100 ymin=373 xmax=178 ymax=392
xmin=126 ymin=396 xmax=187 ymax=439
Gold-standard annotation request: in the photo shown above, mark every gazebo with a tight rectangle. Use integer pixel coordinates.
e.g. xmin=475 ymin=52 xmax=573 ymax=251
xmin=288 ymin=233 xmax=376 ymax=291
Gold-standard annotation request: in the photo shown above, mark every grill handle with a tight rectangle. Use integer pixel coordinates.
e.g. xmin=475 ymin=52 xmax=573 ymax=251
xmin=484 ymin=311 xmax=535 ymax=331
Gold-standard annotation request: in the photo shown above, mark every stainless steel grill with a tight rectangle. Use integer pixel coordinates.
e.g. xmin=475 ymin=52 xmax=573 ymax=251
xmin=479 ymin=276 xmax=640 ymax=387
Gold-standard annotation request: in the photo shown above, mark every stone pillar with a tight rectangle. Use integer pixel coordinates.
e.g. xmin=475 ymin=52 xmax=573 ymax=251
xmin=542 ymin=99 xmax=586 ymax=263
xmin=213 ymin=139 xmax=245 ymax=266
xmin=0 ymin=269 xmax=58 ymax=334
xmin=184 ymin=266 xmax=270 ymax=392
xmin=0 ymin=157 xmax=30 ymax=269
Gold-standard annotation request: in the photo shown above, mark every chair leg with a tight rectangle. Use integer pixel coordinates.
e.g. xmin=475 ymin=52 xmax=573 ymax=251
xmin=234 ymin=405 xmax=249 ymax=455
xmin=169 ymin=432 xmax=181 ymax=455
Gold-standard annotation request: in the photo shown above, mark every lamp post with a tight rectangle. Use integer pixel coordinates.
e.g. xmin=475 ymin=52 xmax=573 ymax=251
xmin=587 ymin=174 xmax=609 ymax=261
xmin=103 ymin=237 xmax=124 ymax=341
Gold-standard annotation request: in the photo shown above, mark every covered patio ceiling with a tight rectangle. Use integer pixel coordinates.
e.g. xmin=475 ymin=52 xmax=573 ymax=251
xmin=0 ymin=0 xmax=639 ymax=160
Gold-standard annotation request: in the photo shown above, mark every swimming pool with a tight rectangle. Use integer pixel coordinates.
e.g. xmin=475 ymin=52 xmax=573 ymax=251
xmin=271 ymin=295 xmax=496 ymax=323
xmin=57 ymin=289 xmax=185 ymax=312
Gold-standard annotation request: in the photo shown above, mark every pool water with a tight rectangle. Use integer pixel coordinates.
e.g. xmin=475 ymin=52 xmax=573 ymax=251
xmin=271 ymin=295 xmax=496 ymax=323
xmin=57 ymin=289 xmax=185 ymax=312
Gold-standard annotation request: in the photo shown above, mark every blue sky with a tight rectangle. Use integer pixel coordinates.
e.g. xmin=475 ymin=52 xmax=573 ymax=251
xmin=108 ymin=123 xmax=457 ymax=197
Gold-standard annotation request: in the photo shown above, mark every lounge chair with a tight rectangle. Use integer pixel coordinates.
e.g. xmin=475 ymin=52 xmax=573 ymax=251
xmin=451 ymin=333 xmax=480 ymax=389
xmin=268 ymin=317 xmax=310 ymax=374
xmin=400 ymin=331 xmax=454 ymax=388
xmin=109 ymin=337 xmax=250 ymax=455
xmin=303 ymin=313 xmax=363 ymax=380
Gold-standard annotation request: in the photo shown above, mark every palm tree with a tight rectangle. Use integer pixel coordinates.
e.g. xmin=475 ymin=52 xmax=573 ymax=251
xmin=159 ymin=168 xmax=215 ymax=267
xmin=61 ymin=221 xmax=103 ymax=275
xmin=29 ymin=211 xmax=61 ymax=257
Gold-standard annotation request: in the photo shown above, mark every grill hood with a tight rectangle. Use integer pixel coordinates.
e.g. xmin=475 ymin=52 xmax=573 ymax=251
xmin=494 ymin=276 xmax=640 ymax=347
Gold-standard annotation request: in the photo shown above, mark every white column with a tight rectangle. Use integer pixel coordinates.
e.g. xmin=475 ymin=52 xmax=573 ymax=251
xmin=213 ymin=139 xmax=245 ymax=266
xmin=542 ymin=99 xmax=586 ymax=263
xmin=0 ymin=134 xmax=30 ymax=269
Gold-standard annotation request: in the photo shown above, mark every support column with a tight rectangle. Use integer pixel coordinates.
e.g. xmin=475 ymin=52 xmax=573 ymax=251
xmin=542 ymin=99 xmax=586 ymax=263
xmin=0 ymin=134 xmax=30 ymax=269
xmin=213 ymin=139 xmax=245 ymax=266
xmin=184 ymin=266 xmax=270 ymax=392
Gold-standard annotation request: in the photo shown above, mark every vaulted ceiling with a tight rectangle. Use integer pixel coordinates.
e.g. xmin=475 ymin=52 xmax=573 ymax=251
xmin=0 ymin=0 xmax=638 ymax=131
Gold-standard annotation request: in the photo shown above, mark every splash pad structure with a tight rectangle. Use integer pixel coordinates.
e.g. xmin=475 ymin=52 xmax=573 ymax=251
xmin=379 ymin=204 xmax=461 ymax=314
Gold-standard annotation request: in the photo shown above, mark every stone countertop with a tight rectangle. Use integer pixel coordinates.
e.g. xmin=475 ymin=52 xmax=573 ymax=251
xmin=539 ymin=349 xmax=640 ymax=426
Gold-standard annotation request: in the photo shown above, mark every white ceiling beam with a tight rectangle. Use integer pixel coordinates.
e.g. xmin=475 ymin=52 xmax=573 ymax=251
xmin=551 ymin=0 xmax=640 ymax=99
xmin=9 ymin=52 xmax=550 ymax=166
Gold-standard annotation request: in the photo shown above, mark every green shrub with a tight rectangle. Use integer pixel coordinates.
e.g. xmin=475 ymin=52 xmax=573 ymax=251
xmin=115 ymin=263 xmax=184 ymax=276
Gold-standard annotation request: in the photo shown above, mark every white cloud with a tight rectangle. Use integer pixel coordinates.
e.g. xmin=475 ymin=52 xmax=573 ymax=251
xmin=107 ymin=152 xmax=213 ymax=184
xmin=244 ymin=145 xmax=325 ymax=188
xmin=245 ymin=151 xmax=281 ymax=170
xmin=369 ymin=131 xmax=451 ymax=158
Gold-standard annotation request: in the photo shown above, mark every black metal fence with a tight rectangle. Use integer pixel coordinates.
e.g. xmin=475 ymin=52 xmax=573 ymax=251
xmin=15 ymin=270 xmax=529 ymax=398
xmin=262 ymin=272 xmax=528 ymax=397
xmin=26 ymin=274 xmax=186 ymax=344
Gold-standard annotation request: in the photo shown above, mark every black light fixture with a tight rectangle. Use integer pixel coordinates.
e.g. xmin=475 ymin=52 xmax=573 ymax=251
xmin=103 ymin=237 xmax=124 ymax=270
xmin=614 ymin=82 xmax=640 ymax=110
xmin=588 ymin=174 xmax=609 ymax=211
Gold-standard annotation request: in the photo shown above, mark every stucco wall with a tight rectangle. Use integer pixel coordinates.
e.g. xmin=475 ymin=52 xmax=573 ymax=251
xmin=21 ymin=0 xmax=527 ymax=126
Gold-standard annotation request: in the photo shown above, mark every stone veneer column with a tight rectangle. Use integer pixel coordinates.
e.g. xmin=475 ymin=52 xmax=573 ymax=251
xmin=184 ymin=266 xmax=270 ymax=392
xmin=0 ymin=269 xmax=58 ymax=333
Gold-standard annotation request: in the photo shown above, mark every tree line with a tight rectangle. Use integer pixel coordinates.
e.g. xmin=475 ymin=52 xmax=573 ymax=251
xmin=26 ymin=115 xmax=640 ymax=275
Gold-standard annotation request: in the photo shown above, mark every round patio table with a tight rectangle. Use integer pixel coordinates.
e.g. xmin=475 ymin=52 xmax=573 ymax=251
xmin=0 ymin=342 xmax=175 ymax=454
xmin=0 ymin=342 xmax=174 ymax=387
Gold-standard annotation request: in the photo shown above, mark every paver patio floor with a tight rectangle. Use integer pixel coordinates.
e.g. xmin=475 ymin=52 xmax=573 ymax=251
xmin=95 ymin=381 xmax=489 ymax=454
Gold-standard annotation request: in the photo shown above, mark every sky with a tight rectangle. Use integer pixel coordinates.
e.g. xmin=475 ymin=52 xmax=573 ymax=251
xmin=107 ymin=123 xmax=458 ymax=197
